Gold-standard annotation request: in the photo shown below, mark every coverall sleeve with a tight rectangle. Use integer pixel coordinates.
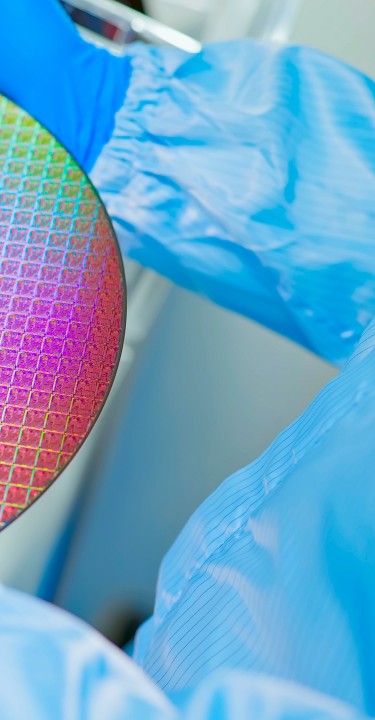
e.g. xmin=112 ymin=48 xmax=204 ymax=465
xmin=91 ymin=40 xmax=375 ymax=365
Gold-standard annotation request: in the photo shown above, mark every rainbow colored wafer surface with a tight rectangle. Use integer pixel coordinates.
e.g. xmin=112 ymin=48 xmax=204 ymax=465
xmin=0 ymin=96 xmax=125 ymax=528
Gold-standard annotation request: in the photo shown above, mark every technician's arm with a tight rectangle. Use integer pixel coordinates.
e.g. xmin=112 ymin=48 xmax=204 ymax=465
xmin=92 ymin=40 xmax=375 ymax=366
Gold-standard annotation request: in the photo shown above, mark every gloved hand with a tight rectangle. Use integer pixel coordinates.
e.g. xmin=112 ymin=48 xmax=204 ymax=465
xmin=0 ymin=0 xmax=131 ymax=171
xmin=1 ymin=1 xmax=375 ymax=366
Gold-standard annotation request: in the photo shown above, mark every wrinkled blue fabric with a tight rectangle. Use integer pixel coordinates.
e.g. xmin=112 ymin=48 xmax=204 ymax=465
xmin=0 ymin=584 xmax=175 ymax=720
xmin=1 ymin=2 xmax=375 ymax=717
xmin=92 ymin=41 xmax=375 ymax=366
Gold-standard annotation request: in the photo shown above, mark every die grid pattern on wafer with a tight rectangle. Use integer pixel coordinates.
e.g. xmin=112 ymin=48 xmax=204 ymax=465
xmin=0 ymin=96 xmax=125 ymax=529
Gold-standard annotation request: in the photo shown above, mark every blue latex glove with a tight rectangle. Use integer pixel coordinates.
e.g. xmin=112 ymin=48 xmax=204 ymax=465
xmin=0 ymin=0 xmax=130 ymax=171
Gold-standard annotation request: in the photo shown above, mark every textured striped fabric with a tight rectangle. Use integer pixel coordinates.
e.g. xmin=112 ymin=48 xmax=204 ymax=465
xmin=134 ymin=316 xmax=375 ymax=714
xmin=92 ymin=40 xmax=375 ymax=366
xmin=0 ymin=586 xmax=365 ymax=720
